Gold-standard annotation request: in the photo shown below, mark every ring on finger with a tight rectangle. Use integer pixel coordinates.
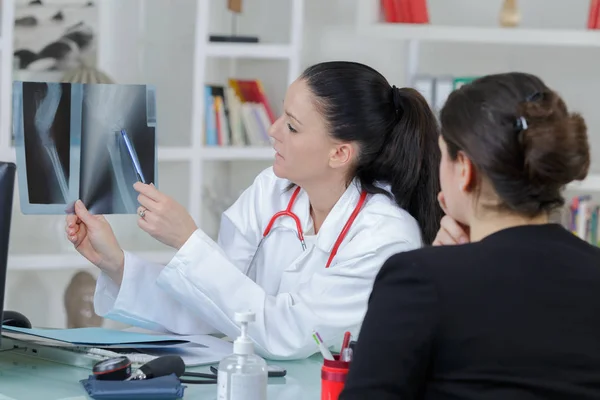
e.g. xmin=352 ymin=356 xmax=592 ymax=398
xmin=138 ymin=207 xmax=147 ymax=219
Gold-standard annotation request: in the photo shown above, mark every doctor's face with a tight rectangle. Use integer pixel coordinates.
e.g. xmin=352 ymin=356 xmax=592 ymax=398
xmin=269 ymin=79 xmax=339 ymax=185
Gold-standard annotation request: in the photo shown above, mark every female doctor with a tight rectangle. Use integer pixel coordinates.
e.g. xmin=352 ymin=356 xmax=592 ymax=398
xmin=65 ymin=61 xmax=443 ymax=360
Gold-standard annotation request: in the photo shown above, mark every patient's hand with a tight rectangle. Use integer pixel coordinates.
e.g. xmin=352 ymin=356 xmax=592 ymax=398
xmin=433 ymin=216 xmax=470 ymax=246
xmin=65 ymin=200 xmax=125 ymax=283
xmin=433 ymin=192 xmax=470 ymax=246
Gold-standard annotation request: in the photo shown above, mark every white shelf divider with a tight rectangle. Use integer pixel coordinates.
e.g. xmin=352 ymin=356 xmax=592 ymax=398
xmin=200 ymin=146 xmax=275 ymax=161
xmin=206 ymin=43 xmax=294 ymax=59
xmin=358 ymin=23 xmax=600 ymax=48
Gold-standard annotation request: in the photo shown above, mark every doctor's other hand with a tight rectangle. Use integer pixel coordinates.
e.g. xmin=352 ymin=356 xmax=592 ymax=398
xmin=65 ymin=200 xmax=125 ymax=281
xmin=134 ymin=182 xmax=198 ymax=250
xmin=432 ymin=192 xmax=470 ymax=246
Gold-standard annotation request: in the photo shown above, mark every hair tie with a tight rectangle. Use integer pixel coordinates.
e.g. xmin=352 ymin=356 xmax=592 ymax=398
xmin=515 ymin=91 xmax=541 ymax=133
xmin=391 ymin=85 xmax=402 ymax=115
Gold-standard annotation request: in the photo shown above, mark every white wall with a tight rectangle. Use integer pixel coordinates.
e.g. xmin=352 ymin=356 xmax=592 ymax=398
xmin=6 ymin=0 xmax=599 ymax=328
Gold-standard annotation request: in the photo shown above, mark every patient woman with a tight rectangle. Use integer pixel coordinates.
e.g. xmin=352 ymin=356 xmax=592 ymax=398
xmin=340 ymin=72 xmax=600 ymax=399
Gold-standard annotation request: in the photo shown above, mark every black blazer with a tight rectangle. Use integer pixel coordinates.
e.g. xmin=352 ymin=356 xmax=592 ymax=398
xmin=341 ymin=224 xmax=600 ymax=400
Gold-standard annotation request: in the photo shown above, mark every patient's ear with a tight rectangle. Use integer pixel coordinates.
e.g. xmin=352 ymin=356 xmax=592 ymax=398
xmin=457 ymin=151 xmax=476 ymax=193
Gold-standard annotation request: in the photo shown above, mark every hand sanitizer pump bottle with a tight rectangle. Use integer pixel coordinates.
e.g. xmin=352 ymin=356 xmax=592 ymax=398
xmin=217 ymin=311 xmax=268 ymax=400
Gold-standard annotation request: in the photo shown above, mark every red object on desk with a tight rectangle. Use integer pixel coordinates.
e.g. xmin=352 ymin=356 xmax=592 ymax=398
xmin=340 ymin=331 xmax=351 ymax=354
xmin=321 ymin=355 xmax=351 ymax=400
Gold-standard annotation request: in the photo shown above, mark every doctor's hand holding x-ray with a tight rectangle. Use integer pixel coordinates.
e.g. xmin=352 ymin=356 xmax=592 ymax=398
xmin=65 ymin=61 xmax=444 ymax=360
xmin=66 ymin=182 xmax=198 ymax=283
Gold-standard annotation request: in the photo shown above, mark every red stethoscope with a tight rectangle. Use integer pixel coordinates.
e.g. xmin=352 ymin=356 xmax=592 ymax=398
xmin=261 ymin=186 xmax=368 ymax=268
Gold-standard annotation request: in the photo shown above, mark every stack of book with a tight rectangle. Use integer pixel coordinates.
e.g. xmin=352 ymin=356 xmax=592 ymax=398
xmin=204 ymin=79 xmax=275 ymax=147
xmin=564 ymin=195 xmax=600 ymax=246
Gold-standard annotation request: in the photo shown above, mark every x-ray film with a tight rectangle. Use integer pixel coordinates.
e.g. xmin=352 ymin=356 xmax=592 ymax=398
xmin=13 ymin=81 xmax=157 ymax=215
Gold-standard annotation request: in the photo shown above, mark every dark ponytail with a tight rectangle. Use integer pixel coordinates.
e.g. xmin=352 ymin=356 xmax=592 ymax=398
xmin=360 ymin=87 xmax=443 ymax=245
xmin=301 ymin=62 xmax=442 ymax=245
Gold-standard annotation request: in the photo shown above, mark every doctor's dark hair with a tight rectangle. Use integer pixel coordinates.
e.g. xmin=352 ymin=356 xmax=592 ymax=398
xmin=440 ymin=72 xmax=590 ymax=216
xmin=300 ymin=61 xmax=442 ymax=245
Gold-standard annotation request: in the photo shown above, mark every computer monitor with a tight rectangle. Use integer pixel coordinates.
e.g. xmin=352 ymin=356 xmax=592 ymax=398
xmin=0 ymin=161 xmax=16 ymax=343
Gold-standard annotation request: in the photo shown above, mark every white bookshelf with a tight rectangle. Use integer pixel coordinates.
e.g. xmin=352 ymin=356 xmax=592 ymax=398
xmin=356 ymin=0 xmax=600 ymax=192
xmin=189 ymin=0 xmax=304 ymax=223
xmin=200 ymin=146 xmax=276 ymax=161
xmin=3 ymin=0 xmax=303 ymax=271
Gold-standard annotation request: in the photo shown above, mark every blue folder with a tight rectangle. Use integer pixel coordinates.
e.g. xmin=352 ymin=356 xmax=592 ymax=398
xmin=1 ymin=326 xmax=189 ymax=346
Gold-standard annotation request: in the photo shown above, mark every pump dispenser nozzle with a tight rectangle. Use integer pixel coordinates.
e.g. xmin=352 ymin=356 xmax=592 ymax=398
xmin=217 ymin=310 xmax=267 ymax=400
xmin=233 ymin=311 xmax=256 ymax=355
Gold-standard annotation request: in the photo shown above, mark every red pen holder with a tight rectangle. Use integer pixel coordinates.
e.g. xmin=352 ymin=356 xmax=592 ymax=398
xmin=321 ymin=355 xmax=350 ymax=400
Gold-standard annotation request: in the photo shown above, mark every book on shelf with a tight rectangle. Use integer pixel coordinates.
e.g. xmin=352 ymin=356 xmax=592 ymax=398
xmin=380 ymin=0 xmax=429 ymax=24
xmin=561 ymin=195 xmax=600 ymax=246
xmin=204 ymin=79 xmax=275 ymax=147
xmin=412 ymin=75 xmax=479 ymax=115
xmin=588 ymin=0 xmax=600 ymax=29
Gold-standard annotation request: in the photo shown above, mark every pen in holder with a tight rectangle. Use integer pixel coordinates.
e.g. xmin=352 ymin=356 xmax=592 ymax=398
xmin=321 ymin=355 xmax=351 ymax=400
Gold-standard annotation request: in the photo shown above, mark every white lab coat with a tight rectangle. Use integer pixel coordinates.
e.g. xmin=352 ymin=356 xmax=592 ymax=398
xmin=94 ymin=167 xmax=423 ymax=360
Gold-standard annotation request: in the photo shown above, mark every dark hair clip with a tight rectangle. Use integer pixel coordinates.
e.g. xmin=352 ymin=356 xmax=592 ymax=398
xmin=391 ymin=85 xmax=402 ymax=115
xmin=526 ymin=91 xmax=543 ymax=102
xmin=515 ymin=116 xmax=528 ymax=132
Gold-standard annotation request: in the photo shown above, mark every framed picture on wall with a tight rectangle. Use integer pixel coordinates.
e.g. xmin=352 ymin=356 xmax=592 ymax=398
xmin=13 ymin=0 xmax=98 ymax=72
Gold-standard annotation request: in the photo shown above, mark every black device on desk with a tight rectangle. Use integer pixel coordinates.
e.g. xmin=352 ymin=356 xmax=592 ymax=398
xmin=0 ymin=162 xmax=17 ymax=345
xmin=0 ymin=163 xmax=32 ymax=340
xmin=210 ymin=364 xmax=287 ymax=378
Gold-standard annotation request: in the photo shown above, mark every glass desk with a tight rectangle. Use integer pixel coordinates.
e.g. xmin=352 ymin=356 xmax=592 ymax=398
xmin=0 ymin=350 xmax=323 ymax=399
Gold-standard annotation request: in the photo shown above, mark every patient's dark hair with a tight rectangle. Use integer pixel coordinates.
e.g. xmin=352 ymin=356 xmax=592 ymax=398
xmin=440 ymin=72 xmax=590 ymax=216
xmin=300 ymin=61 xmax=442 ymax=245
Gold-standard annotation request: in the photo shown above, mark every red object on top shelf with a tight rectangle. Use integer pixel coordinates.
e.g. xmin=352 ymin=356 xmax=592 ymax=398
xmin=588 ymin=0 xmax=600 ymax=29
xmin=381 ymin=0 xmax=430 ymax=24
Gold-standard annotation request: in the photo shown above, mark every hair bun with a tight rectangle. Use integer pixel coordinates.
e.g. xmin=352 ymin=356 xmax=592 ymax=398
xmin=519 ymin=90 xmax=590 ymax=188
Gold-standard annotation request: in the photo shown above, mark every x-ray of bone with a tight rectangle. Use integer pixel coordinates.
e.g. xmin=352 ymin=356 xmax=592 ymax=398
xmin=78 ymin=83 xmax=156 ymax=214
xmin=13 ymin=81 xmax=157 ymax=215
xmin=13 ymin=81 xmax=73 ymax=214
